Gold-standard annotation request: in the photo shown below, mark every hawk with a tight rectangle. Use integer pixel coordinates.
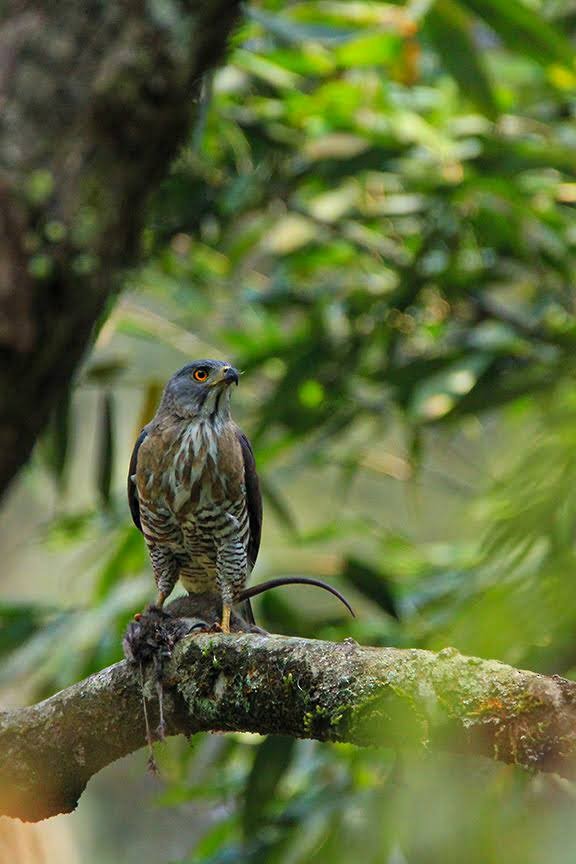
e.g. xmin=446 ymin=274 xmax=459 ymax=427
xmin=127 ymin=360 xmax=260 ymax=633
xmin=127 ymin=359 xmax=354 ymax=633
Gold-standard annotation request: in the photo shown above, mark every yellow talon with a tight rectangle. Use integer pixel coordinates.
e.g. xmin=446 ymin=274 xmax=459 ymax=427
xmin=221 ymin=604 xmax=231 ymax=634
xmin=155 ymin=591 xmax=166 ymax=609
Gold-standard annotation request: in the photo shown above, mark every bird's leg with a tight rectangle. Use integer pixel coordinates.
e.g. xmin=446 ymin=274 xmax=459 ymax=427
xmin=221 ymin=603 xmax=232 ymax=634
xmin=148 ymin=543 xmax=180 ymax=609
xmin=216 ymin=517 xmax=247 ymax=634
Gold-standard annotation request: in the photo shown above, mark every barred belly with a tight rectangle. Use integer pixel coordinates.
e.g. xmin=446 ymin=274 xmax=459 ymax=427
xmin=140 ymin=495 xmax=251 ymax=596
xmin=187 ymin=500 xmax=249 ymax=588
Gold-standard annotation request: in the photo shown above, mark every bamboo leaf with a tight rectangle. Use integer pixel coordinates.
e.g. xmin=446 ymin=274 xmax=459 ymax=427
xmin=40 ymin=388 xmax=72 ymax=495
xmin=461 ymin=0 xmax=575 ymax=68
xmin=260 ymin=476 xmax=299 ymax=537
xmin=342 ymin=557 xmax=399 ymax=619
xmin=96 ymin=390 xmax=115 ymax=510
xmin=242 ymin=735 xmax=296 ymax=839
xmin=0 ymin=602 xmax=54 ymax=658
xmin=426 ymin=0 xmax=498 ymax=119
xmin=94 ymin=525 xmax=146 ymax=601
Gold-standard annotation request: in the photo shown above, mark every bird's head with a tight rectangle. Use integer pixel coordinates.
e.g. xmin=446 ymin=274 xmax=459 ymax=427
xmin=160 ymin=359 xmax=240 ymax=423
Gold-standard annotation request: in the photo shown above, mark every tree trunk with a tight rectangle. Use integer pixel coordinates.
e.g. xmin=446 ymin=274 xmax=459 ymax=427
xmin=0 ymin=0 xmax=241 ymax=497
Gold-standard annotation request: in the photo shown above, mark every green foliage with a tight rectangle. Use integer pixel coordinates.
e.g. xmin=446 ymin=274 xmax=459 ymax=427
xmin=242 ymin=735 xmax=296 ymax=840
xmin=5 ymin=1 xmax=576 ymax=862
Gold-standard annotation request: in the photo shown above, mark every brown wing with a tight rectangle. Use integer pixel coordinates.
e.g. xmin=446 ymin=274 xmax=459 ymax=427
xmin=237 ymin=429 xmax=262 ymax=572
xmin=127 ymin=427 xmax=148 ymax=533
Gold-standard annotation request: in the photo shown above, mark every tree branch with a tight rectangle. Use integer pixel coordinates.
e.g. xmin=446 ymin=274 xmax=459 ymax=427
xmin=2 ymin=634 xmax=576 ymax=822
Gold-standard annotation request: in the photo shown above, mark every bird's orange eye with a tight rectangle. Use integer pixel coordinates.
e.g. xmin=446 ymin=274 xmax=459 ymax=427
xmin=193 ymin=369 xmax=209 ymax=382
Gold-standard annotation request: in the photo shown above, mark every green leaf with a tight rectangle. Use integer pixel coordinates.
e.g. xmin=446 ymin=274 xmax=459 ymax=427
xmin=84 ymin=357 xmax=127 ymax=384
xmin=96 ymin=390 xmax=115 ymax=510
xmin=0 ymin=602 xmax=54 ymax=658
xmin=408 ymin=353 xmax=494 ymax=422
xmin=186 ymin=814 xmax=237 ymax=862
xmin=248 ymin=7 xmax=352 ymax=45
xmin=93 ymin=525 xmax=146 ymax=600
xmin=40 ymin=387 xmax=72 ymax=494
xmin=426 ymin=0 xmax=498 ymax=119
xmin=242 ymin=735 xmax=296 ymax=839
xmin=461 ymin=0 xmax=575 ymax=68
xmin=335 ymin=33 xmax=403 ymax=69
xmin=235 ymin=49 xmax=304 ymax=89
xmin=260 ymin=476 xmax=299 ymax=537
xmin=341 ymin=557 xmax=399 ymax=619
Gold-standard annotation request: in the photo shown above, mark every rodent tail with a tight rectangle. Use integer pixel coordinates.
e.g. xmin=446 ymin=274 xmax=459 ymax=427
xmin=239 ymin=577 xmax=355 ymax=617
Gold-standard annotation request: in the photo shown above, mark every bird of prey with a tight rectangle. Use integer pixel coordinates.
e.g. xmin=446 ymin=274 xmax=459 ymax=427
xmin=128 ymin=359 xmax=354 ymax=633
xmin=127 ymin=360 xmax=260 ymax=633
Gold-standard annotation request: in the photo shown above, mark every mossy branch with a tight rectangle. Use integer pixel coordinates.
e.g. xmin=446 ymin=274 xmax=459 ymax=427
xmin=2 ymin=634 xmax=576 ymax=822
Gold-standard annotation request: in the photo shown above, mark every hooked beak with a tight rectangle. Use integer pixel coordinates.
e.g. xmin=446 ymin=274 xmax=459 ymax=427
xmin=213 ymin=365 xmax=239 ymax=387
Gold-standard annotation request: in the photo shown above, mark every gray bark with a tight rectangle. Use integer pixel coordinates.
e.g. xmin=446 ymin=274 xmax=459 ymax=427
xmin=0 ymin=0 xmax=241 ymax=497
xmin=2 ymin=633 xmax=576 ymax=822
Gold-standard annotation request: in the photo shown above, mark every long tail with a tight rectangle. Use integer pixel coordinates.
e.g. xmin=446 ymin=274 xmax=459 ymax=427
xmin=239 ymin=577 xmax=355 ymax=617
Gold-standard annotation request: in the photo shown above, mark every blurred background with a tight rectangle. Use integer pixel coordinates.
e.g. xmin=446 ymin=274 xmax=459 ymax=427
xmin=2 ymin=0 xmax=576 ymax=861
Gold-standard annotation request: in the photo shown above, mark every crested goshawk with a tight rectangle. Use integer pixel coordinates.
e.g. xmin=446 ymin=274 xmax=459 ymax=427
xmin=127 ymin=360 xmax=261 ymax=633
